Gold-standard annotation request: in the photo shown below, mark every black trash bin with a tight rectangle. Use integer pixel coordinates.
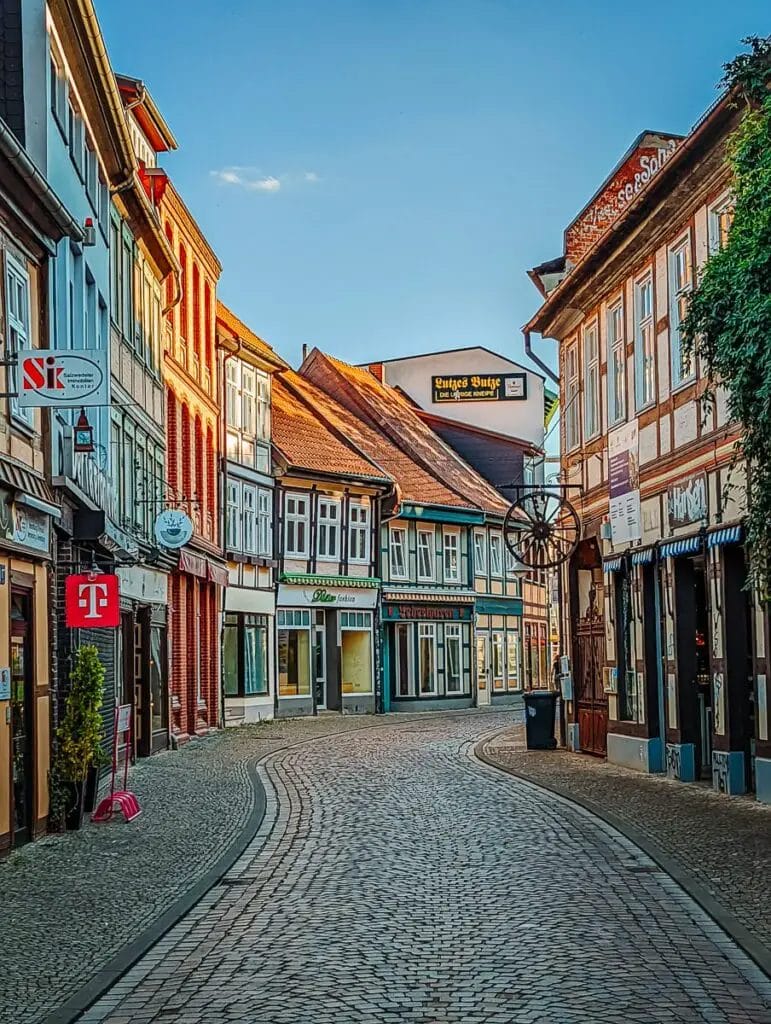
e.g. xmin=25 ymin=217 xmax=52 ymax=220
xmin=523 ymin=690 xmax=558 ymax=750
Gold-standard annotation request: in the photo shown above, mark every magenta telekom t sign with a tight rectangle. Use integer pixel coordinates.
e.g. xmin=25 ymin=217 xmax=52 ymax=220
xmin=65 ymin=574 xmax=120 ymax=628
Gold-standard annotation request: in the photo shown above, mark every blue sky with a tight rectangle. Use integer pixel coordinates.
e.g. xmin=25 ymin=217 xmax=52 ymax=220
xmin=100 ymin=2 xmax=766 ymax=373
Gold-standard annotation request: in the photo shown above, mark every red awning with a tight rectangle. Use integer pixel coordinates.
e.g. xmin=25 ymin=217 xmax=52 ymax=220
xmin=178 ymin=549 xmax=206 ymax=578
xmin=207 ymin=561 xmax=229 ymax=587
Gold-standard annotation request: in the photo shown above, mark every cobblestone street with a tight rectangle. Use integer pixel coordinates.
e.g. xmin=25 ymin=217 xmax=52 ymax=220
xmin=79 ymin=712 xmax=770 ymax=1024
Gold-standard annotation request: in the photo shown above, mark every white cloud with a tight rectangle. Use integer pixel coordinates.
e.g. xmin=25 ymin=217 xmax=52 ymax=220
xmin=304 ymin=171 xmax=320 ymax=183
xmin=211 ymin=169 xmax=244 ymax=185
xmin=248 ymin=176 xmax=281 ymax=192
xmin=210 ymin=167 xmax=319 ymax=194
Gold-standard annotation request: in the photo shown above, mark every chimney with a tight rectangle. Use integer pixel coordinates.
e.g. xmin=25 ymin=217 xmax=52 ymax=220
xmin=368 ymin=363 xmax=384 ymax=383
xmin=301 ymin=343 xmax=308 ymax=363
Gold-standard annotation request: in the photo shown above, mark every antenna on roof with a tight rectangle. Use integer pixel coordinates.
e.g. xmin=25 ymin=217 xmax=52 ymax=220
xmin=301 ymin=343 xmax=308 ymax=362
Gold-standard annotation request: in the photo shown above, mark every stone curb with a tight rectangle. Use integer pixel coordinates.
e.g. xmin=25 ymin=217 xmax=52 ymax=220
xmin=43 ymin=710 xmax=510 ymax=1024
xmin=475 ymin=735 xmax=771 ymax=982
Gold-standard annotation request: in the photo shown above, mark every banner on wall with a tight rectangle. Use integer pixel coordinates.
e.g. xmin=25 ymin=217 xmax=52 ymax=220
xmin=608 ymin=421 xmax=641 ymax=544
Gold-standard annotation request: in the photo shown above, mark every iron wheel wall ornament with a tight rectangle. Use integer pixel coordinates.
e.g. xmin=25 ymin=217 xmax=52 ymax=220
xmin=504 ymin=488 xmax=580 ymax=569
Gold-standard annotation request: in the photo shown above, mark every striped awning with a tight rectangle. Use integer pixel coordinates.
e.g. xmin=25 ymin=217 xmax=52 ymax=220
xmin=603 ymin=557 xmax=623 ymax=573
xmin=660 ymin=535 xmax=702 ymax=559
xmin=707 ymin=525 xmax=743 ymax=549
xmin=631 ymin=548 xmax=654 ymax=565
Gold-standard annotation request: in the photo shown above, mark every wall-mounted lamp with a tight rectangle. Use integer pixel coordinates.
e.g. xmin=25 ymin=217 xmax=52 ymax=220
xmin=74 ymin=408 xmax=95 ymax=453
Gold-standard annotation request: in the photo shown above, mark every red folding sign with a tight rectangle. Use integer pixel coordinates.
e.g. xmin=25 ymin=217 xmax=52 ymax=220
xmin=65 ymin=573 xmax=120 ymax=628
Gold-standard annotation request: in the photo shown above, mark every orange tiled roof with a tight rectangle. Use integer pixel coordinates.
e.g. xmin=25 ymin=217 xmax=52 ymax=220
xmin=300 ymin=351 xmax=509 ymax=516
xmin=216 ymin=301 xmax=288 ymax=370
xmin=281 ymin=372 xmax=471 ymax=509
xmin=271 ymin=371 xmax=389 ymax=482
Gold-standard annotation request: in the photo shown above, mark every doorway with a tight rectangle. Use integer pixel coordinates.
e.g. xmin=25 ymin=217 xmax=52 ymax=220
xmin=723 ymin=545 xmax=755 ymax=792
xmin=673 ymin=554 xmax=711 ymax=778
xmin=313 ymin=613 xmax=326 ymax=709
xmin=476 ymin=634 xmax=491 ymax=706
xmin=10 ymin=589 xmax=33 ymax=845
xmin=394 ymin=622 xmax=413 ymax=698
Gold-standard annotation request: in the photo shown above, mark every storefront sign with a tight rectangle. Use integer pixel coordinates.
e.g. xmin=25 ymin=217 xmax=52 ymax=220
xmin=278 ymin=584 xmax=378 ymax=609
xmin=667 ymin=472 xmax=707 ymax=529
xmin=11 ymin=505 xmax=50 ymax=554
xmin=154 ymin=509 xmax=194 ymax=549
xmin=18 ymin=349 xmax=109 ymax=407
xmin=608 ymin=421 xmax=641 ymax=544
xmin=431 ymin=373 xmax=527 ymax=403
xmin=65 ymin=573 xmax=120 ymax=628
xmin=116 ymin=566 xmax=168 ymax=605
xmin=382 ymin=603 xmax=473 ymax=621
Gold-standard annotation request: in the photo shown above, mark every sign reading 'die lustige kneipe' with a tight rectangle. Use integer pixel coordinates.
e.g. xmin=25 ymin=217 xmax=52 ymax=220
xmin=18 ymin=349 xmax=110 ymax=408
xmin=431 ymin=372 xmax=527 ymax=403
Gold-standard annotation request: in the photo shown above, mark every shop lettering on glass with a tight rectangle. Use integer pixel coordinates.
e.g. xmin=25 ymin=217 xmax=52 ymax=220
xmin=383 ymin=603 xmax=471 ymax=621
xmin=65 ymin=573 xmax=121 ymax=628
xmin=667 ymin=473 xmax=707 ymax=529
xmin=431 ymin=373 xmax=526 ymax=403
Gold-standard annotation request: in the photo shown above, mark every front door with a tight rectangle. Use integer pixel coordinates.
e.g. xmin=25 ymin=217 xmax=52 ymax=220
xmin=10 ymin=590 xmax=33 ymax=846
xmin=575 ymin=583 xmax=607 ymax=756
xmin=313 ymin=619 xmax=326 ymax=709
xmin=476 ymin=634 xmax=491 ymax=706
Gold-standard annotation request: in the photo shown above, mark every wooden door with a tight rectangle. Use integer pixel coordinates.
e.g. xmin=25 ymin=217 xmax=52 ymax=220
xmin=575 ymin=589 xmax=607 ymax=756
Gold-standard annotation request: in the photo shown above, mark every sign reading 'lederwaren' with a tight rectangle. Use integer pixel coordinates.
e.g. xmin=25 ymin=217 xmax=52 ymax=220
xmin=431 ymin=372 xmax=527 ymax=403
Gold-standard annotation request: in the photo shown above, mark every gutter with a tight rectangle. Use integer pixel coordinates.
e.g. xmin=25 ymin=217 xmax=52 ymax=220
xmin=0 ymin=120 xmax=83 ymax=243
xmin=523 ymin=330 xmax=559 ymax=386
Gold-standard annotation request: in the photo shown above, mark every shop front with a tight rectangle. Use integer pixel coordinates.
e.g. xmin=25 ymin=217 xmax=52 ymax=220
xmin=474 ymin=596 xmax=523 ymax=706
xmin=277 ymin=575 xmax=379 ymax=717
xmin=115 ymin=566 xmax=170 ymax=758
xmin=382 ymin=592 xmax=474 ymax=711
xmin=0 ymin=482 xmax=59 ymax=852
xmin=223 ymin=585 xmax=275 ymax=725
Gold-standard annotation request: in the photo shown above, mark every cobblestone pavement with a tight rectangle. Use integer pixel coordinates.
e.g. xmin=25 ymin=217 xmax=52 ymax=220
xmin=481 ymin=730 xmax=771 ymax=959
xmin=80 ymin=713 xmax=771 ymax=1024
xmin=1 ymin=712 xmax=444 ymax=1024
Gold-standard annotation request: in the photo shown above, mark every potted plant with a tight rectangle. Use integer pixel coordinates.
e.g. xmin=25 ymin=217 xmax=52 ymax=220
xmin=52 ymin=645 xmax=107 ymax=830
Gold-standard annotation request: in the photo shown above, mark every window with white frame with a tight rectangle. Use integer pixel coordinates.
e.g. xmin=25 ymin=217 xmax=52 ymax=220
xmin=390 ymin=526 xmax=407 ymax=579
xmin=417 ymin=528 xmax=435 ymax=581
xmin=489 ymin=534 xmax=503 ymax=576
xmin=474 ymin=531 xmax=487 ymax=576
xmin=606 ymin=300 xmax=625 ymax=425
xmin=255 ymin=372 xmax=270 ymax=441
xmin=506 ymin=632 xmax=521 ymax=690
xmin=50 ymin=48 xmax=67 ymax=131
xmin=242 ymin=484 xmax=257 ymax=553
xmin=418 ymin=623 xmax=437 ymax=695
xmin=258 ymin=488 xmax=272 ymax=556
xmin=5 ymin=255 xmax=34 ymax=427
xmin=709 ymin=196 xmax=734 ymax=253
xmin=634 ymin=275 xmax=655 ymax=409
xmin=565 ymin=341 xmax=579 ymax=450
xmin=226 ymin=479 xmax=241 ymax=550
xmin=285 ymin=493 xmax=309 ymax=556
xmin=583 ymin=321 xmax=599 ymax=440
xmin=669 ymin=236 xmax=693 ymax=386
xmin=241 ymin=366 xmax=256 ymax=436
xmin=443 ymin=530 xmax=460 ymax=582
xmin=349 ymin=503 xmax=369 ymax=563
xmin=226 ymin=360 xmax=240 ymax=429
xmin=445 ymin=624 xmax=463 ymax=694
xmin=317 ymin=498 xmax=340 ymax=560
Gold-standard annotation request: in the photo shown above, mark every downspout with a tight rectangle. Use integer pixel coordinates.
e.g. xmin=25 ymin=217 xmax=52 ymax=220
xmin=523 ymin=329 xmax=559 ymax=386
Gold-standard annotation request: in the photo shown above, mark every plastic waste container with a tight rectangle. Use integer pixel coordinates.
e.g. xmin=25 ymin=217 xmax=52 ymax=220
xmin=523 ymin=690 xmax=558 ymax=750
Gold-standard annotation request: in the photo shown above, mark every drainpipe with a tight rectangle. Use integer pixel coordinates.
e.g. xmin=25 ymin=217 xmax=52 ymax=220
xmin=523 ymin=329 xmax=559 ymax=386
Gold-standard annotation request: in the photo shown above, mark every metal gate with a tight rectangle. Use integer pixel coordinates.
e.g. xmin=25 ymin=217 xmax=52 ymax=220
xmin=575 ymin=588 xmax=607 ymax=756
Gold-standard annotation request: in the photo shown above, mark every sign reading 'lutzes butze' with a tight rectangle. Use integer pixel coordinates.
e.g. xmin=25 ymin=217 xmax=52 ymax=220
xmin=431 ymin=373 xmax=527 ymax=403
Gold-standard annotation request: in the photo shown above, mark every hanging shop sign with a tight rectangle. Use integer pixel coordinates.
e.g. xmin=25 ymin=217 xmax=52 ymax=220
xmin=65 ymin=573 xmax=120 ymax=628
xmin=154 ymin=509 xmax=194 ymax=550
xmin=277 ymin=584 xmax=378 ymax=609
xmin=667 ymin=472 xmax=708 ymax=529
xmin=0 ymin=489 xmax=50 ymax=555
xmin=17 ymin=349 xmax=109 ymax=408
xmin=382 ymin=603 xmax=473 ymax=622
xmin=608 ymin=421 xmax=641 ymax=544
xmin=431 ymin=373 xmax=527 ymax=403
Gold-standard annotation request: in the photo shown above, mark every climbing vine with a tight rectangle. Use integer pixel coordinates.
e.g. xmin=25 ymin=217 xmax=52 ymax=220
xmin=682 ymin=37 xmax=771 ymax=593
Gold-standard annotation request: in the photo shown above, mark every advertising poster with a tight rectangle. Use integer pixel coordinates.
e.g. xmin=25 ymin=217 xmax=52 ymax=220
xmin=608 ymin=421 xmax=641 ymax=544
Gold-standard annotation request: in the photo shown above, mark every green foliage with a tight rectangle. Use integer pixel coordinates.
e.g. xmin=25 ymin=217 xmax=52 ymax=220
xmin=682 ymin=41 xmax=771 ymax=592
xmin=54 ymin=645 xmax=107 ymax=784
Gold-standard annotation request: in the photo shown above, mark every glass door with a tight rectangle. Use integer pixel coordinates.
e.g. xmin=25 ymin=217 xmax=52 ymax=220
xmin=313 ymin=612 xmax=326 ymax=709
xmin=10 ymin=590 xmax=32 ymax=845
xmin=394 ymin=623 xmax=413 ymax=697
xmin=476 ymin=634 xmax=491 ymax=705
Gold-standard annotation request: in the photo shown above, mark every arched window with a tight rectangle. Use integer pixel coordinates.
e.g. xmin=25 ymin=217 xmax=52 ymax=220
xmin=192 ymin=262 xmax=201 ymax=362
xmin=204 ymin=280 xmax=213 ymax=380
xmin=195 ymin=414 xmax=204 ymax=530
xmin=181 ymin=403 xmax=191 ymax=500
xmin=178 ymin=244 xmax=188 ymax=342
xmin=166 ymin=389 xmax=178 ymax=494
xmin=206 ymin=424 xmax=216 ymax=542
xmin=164 ymin=221 xmax=174 ymax=323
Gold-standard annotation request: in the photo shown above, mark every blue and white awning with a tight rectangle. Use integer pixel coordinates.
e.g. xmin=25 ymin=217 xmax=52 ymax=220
xmin=707 ymin=525 xmax=743 ymax=549
xmin=660 ymin=535 xmax=702 ymax=559
xmin=603 ymin=557 xmax=623 ymax=573
xmin=631 ymin=548 xmax=654 ymax=566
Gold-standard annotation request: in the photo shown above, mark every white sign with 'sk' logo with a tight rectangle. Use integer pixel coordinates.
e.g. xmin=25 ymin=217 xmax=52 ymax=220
xmin=17 ymin=349 xmax=110 ymax=407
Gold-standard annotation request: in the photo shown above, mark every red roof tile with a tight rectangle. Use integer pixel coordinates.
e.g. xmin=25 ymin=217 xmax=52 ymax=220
xmin=216 ymin=301 xmax=288 ymax=370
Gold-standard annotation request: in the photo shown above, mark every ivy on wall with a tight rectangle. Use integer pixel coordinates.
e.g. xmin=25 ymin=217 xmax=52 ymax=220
xmin=682 ymin=37 xmax=771 ymax=593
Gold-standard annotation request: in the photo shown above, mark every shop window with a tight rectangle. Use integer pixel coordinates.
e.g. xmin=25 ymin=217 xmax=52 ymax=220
xmin=278 ymin=610 xmax=311 ymax=696
xmin=341 ymin=611 xmax=373 ymax=695
xmin=4 ymin=254 xmax=34 ymax=428
xmin=418 ymin=623 xmax=437 ymax=695
xmin=417 ymin=528 xmax=435 ymax=581
xmin=317 ymin=498 xmax=340 ymax=561
xmin=506 ymin=632 xmax=521 ymax=691
xmin=474 ymin=531 xmax=487 ymax=576
xmin=607 ymin=299 xmax=625 ymax=424
xmin=539 ymin=623 xmax=548 ymax=689
xmin=443 ymin=530 xmax=460 ymax=583
xmin=224 ymin=613 xmax=269 ymax=697
xmin=445 ymin=624 xmax=463 ymax=694
xmin=394 ymin=622 xmax=414 ymax=697
xmin=669 ymin=235 xmax=693 ymax=387
xmin=390 ymin=526 xmax=407 ymax=579
xmin=285 ymin=493 xmax=309 ymax=557
xmin=492 ymin=632 xmax=505 ymax=690
xmin=490 ymin=535 xmax=503 ymax=577
xmin=634 ymin=275 xmax=655 ymax=410
xmin=349 ymin=503 xmax=369 ymax=563
xmin=149 ymin=625 xmax=168 ymax=733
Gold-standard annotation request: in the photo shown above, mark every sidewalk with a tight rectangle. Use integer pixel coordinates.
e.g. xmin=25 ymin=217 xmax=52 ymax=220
xmin=480 ymin=726 xmax=771 ymax=970
xmin=0 ymin=713 xmax=432 ymax=1024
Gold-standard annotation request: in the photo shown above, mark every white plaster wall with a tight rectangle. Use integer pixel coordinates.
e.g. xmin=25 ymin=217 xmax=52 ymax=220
xmin=380 ymin=348 xmax=545 ymax=446
xmin=641 ymin=497 xmax=661 ymax=545
xmin=638 ymin=422 xmax=657 ymax=465
xmin=660 ymin=416 xmax=671 ymax=456
xmin=694 ymin=207 xmax=709 ymax=270
xmin=673 ymin=402 xmax=698 ymax=448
